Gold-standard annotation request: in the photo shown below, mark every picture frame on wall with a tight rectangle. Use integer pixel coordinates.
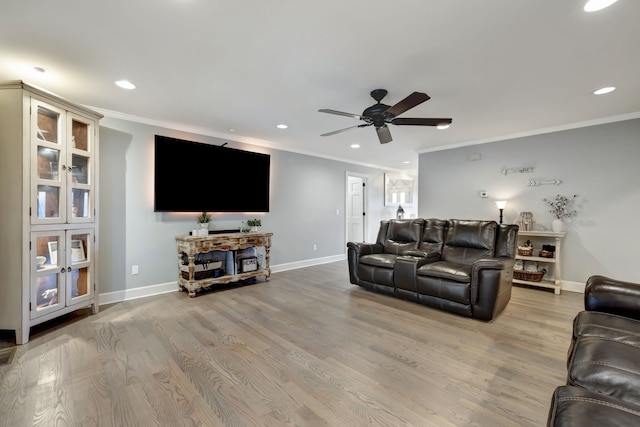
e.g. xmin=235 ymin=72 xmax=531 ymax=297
xmin=384 ymin=173 xmax=415 ymax=207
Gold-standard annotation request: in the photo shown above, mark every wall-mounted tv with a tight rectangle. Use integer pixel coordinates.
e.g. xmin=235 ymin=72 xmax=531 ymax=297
xmin=154 ymin=135 xmax=270 ymax=212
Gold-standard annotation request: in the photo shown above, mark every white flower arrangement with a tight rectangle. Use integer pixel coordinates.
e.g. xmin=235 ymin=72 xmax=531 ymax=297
xmin=543 ymin=194 xmax=579 ymax=220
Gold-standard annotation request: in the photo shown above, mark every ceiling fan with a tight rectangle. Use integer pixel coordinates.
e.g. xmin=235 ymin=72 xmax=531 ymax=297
xmin=319 ymin=89 xmax=452 ymax=144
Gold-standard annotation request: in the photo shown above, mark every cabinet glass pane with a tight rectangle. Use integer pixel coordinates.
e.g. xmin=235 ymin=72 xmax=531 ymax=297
xmin=71 ymin=189 xmax=91 ymax=218
xmin=71 ymin=154 xmax=89 ymax=184
xmin=69 ymin=233 xmax=89 ymax=264
xmin=36 ymin=185 xmax=60 ymax=218
xmin=70 ymin=267 xmax=89 ymax=299
xmin=37 ymin=147 xmax=61 ymax=181
xmin=36 ymin=235 xmax=61 ymax=268
xmin=71 ymin=119 xmax=89 ymax=152
xmin=36 ymin=274 xmax=60 ymax=309
xmin=37 ymin=106 xmax=60 ymax=143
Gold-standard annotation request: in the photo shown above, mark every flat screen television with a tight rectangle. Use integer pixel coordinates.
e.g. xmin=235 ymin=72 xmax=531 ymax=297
xmin=154 ymin=135 xmax=270 ymax=212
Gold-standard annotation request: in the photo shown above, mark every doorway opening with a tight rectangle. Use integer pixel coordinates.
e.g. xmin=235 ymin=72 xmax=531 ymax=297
xmin=346 ymin=173 xmax=368 ymax=245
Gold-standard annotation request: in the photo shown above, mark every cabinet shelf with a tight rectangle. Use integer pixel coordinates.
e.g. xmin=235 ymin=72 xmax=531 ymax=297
xmin=513 ymin=278 xmax=562 ymax=291
xmin=515 ymin=255 xmax=557 ymax=263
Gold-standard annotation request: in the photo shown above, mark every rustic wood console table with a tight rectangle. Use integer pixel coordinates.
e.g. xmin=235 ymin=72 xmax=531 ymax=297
xmin=175 ymin=232 xmax=272 ymax=297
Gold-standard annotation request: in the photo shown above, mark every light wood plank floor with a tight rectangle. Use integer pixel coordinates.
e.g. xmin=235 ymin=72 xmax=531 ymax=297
xmin=0 ymin=261 xmax=584 ymax=426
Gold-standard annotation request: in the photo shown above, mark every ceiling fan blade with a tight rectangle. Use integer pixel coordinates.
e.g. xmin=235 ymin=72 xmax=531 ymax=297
xmin=376 ymin=125 xmax=392 ymax=144
xmin=318 ymin=109 xmax=362 ymax=119
xmin=321 ymin=123 xmax=370 ymax=137
xmin=391 ymin=117 xmax=452 ymax=126
xmin=382 ymin=92 xmax=430 ymax=118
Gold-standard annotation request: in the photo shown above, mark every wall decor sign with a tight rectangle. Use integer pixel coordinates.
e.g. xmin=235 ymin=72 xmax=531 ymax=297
xmin=384 ymin=173 xmax=415 ymax=207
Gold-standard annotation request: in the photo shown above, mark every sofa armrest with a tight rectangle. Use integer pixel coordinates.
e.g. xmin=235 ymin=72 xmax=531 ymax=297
xmin=470 ymin=257 xmax=516 ymax=320
xmin=347 ymin=241 xmax=383 ymax=257
xmin=346 ymin=242 xmax=383 ymax=285
xmin=585 ymin=275 xmax=640 ymax=320
xmin=471 ymin=257 xmax=515 ymax=277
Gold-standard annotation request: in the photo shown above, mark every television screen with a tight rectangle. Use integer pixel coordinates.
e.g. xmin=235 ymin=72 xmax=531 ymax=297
xmin=154 ymin=135 xmax=270 ymax=212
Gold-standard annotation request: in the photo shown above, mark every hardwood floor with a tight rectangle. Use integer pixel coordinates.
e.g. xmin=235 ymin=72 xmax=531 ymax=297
xmin=0 ymin=261 xmax=584 ymax=426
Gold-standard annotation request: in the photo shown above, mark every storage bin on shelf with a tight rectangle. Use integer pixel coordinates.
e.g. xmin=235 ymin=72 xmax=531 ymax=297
xmin=513 ymin=269 xmax=547 ymax=282
xmin=517 ymin=240 xmax=534 ymax=256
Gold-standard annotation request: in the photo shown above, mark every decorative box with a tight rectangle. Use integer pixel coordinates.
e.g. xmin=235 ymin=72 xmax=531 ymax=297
xmin=238 ymin=256 xmax=258 ymax=273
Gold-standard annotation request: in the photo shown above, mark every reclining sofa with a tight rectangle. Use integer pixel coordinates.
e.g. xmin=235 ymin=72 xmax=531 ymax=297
xmin=347 ymin=218 xmax=519 ymax=321
xmin=547 ymin=275 xmax=640 ymax=426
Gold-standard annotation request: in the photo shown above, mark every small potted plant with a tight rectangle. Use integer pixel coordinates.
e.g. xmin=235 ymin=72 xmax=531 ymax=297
xmin=196 ymin=212 xmax=212 ymax=230
xmin=247 ymin=218 xmax=261 ymax=232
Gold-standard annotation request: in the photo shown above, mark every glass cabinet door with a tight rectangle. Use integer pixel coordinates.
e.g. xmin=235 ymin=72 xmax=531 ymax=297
xmin=67 ymin=113 xmax=95 ymax=223
xmin=31 ymin=231 xmax=66 ymax=318
xmin=66 ymin=229 xmax=94 ymax=305
xmin=31 ymin=99 xmax=66 ymax=224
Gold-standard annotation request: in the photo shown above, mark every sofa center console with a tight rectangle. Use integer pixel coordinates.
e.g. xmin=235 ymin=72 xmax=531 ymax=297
xmin=175 ymin=232 xmax=272 ymax=297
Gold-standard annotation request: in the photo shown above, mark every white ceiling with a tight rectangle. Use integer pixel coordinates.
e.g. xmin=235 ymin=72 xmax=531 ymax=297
xmin=2 ymin=0 xmax=639 ymax=171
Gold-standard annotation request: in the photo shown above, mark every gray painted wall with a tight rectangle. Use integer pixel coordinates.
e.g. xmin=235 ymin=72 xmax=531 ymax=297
xmin=98 ymin=117 xmax=395 ymax=296
xmin=418 ymin=118 xmax=640 ymax=285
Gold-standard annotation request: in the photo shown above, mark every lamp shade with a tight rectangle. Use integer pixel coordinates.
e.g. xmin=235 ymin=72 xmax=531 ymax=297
xmin=495 ymin=200 xmax=507 ymax=209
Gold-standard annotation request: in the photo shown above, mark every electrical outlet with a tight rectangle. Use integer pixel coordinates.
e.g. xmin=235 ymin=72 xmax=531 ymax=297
xmin=132 ymin=265 xmax=139 ymax=275
xmin=313 ymin=244 xmax=317 ymax=251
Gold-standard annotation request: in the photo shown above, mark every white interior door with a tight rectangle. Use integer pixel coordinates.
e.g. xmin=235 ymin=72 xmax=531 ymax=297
xmin=347 ymin=175 xmax=366 ymax=243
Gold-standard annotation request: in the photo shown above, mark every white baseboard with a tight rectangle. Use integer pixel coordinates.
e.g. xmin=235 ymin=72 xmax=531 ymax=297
xmin=271 ymin=254 xmax=346 ymax=273
xmin=99 ymin=254 xmax=347 ymax=304
xmin=561 ymin=280 xmax=585 ymax=294
xmin=99 ymin=281 xmax=178 ymax=305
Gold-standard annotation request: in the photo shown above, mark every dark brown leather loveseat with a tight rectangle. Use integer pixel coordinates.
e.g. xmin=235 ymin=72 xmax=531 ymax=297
xmin=347 ymin=218 xmax=519 ymax=321
xmin=547 ymin=275 xmax=640 ymax=426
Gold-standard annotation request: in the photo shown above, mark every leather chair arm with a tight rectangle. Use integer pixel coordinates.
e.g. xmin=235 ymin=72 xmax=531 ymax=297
xmin=471 ymin=257 xmax=514 ymax=276
xmin=346 ymin=242 xmax=383 ymax=285
xmin=347 ymin=242 xmax=383 ymax=256
xmin=585 ymin=275 xmax=640 ymax=319
xmin=470 ymin=257 xmax=515 ymax=314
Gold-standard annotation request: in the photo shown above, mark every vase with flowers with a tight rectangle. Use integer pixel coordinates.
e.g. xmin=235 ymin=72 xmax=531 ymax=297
xmin=543 ymin=194 xmax=578 ymax=232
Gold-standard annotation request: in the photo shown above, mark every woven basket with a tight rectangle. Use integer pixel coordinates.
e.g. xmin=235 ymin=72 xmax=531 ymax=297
xmin=517 ymin=246 xmax=533 ymax=256
xmin=514 ymin=269 xmax=546 ymax=282
xmin=538 ymin=250 xmax=555 ymax=258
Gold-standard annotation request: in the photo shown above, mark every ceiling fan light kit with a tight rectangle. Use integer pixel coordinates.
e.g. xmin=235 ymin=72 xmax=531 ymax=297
xmin=319 ymin=89 xmax=452 ymax=144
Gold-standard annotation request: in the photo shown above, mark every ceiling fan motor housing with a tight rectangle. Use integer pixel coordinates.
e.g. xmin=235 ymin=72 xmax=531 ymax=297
xmin=363 ymin=103 xmax=392 ymax=127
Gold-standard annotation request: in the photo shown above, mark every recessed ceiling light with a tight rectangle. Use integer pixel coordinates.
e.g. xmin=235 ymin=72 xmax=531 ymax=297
xmin=593 ymin=86 xmax=616 ymax=95
xmin=437 ymin=124 xmax=450 ymax=130
xmin=403 ymin=161 xmax=411 ymax=164
xmin=115 ymin=80 xmax=136 ymax=90
xmin=33 ymin=66 xmax=46 ymax=73
xmin=584 ymin=0 xmax=618 ymax=12
xmin=228 ymin=128 xmax=236 ymax=132
xmin=350 ymin=144 xmax=360 ymax=149
xmin=276 ymin=124 xmax=288 ymax=129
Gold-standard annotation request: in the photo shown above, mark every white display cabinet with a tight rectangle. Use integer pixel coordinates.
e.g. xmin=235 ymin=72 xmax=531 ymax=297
xmin=0 ymin=81 xmax=102 ymax=344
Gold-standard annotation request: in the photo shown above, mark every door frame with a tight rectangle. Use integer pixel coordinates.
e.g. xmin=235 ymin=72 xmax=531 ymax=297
xmin=345 ymin=171 xmax=369 ymax=249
